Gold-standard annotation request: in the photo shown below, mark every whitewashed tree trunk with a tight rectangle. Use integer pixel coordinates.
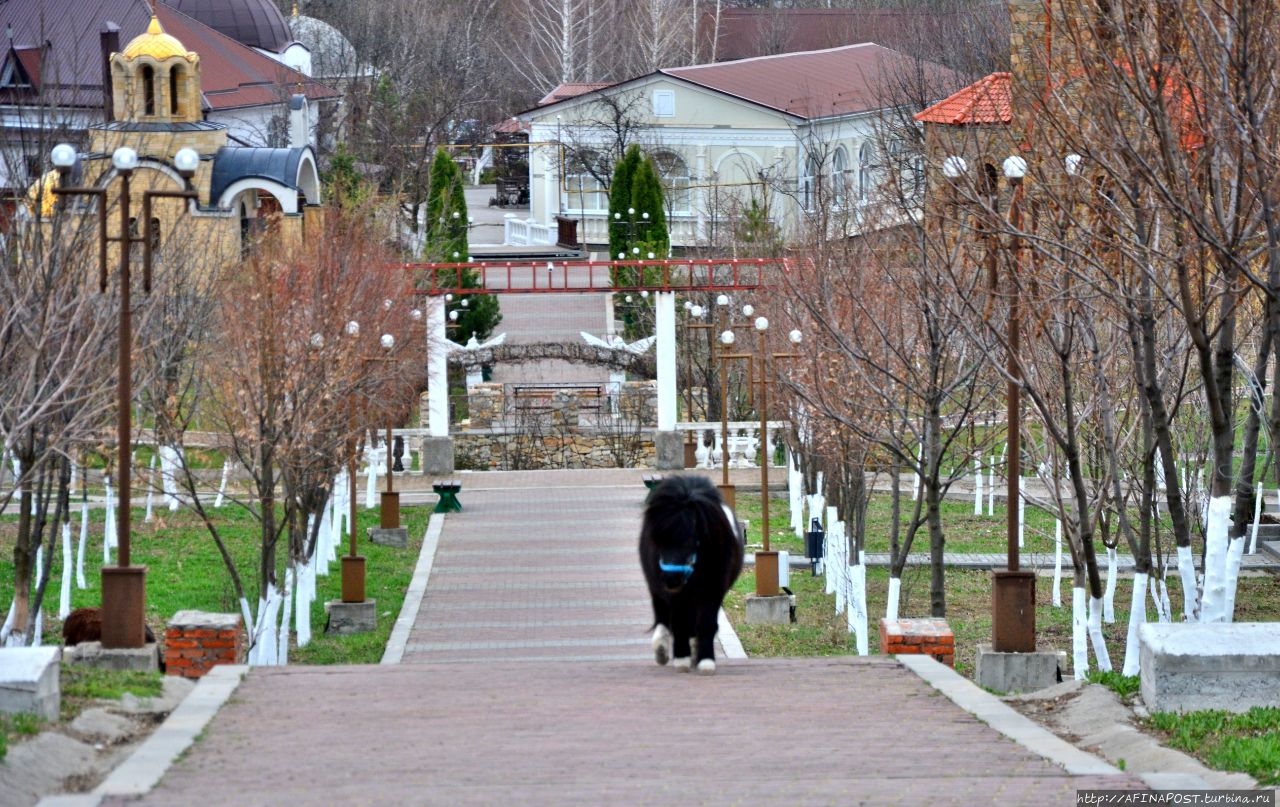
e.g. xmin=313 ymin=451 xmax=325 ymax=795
xmin=1248 ymin=481 xmax=1262 ymax=555
xmin=277 ymin=568 xmax=293 ymax=666
xmin=214 ymin=459 xmax=231 ymax=508
xmin=1072 ymin=586 xmax=1088 ymax=680
xmin=911 ymin=442 xmax=922 ymax=501
xmin=987 ymin=457 xmax=996 ymax=515
xmin=885 ymin=576 xmax=901 ymax=622
xmin=59 ymin=521 xmax=72 ymax=619
xmin=1103 ymin=547 xmax=1117 ymax=623
xmin=32 ymin=546 xmax=43 ymax=646
xmin=1176 ymin=544 xmax=1199 ymax=621
xmin=248 ymin=586 xmax=283 ymax=666
xmin=1122 ymin=572 xmax=1148 ymax=676
xmin=238 ymin=596 xmax=255 ymax=646
xmin=848 ymin=556 xmax=867 ymax=656
xmin=1017 ymin=497 xmax=1025 ymax=549
xmin=1088 ymin=595 xmax=1113 ymax=672
xmin=144 ymin=454 xmax=156 ymax=523
xmin=1150 ymin=575 xmax=1172 ymax=623
xmin=1 ymin=602 xmax=16 ymax=646
xmin=103 ymin=479 xmax=116 ymax=564
xmin=1224 ymin=536 xmax=1246 ymax=623
xmin=1199 ymin=495 xmax=1232 ymax=622
xmin=972 ymin=455 xmax=982 ymax=515
xmin=1051 ymin=520 xmax=1063 ymax=607
xmin=788 ymin=454 xmax=803 ymax=538
xmin=159 ymin=445 xmax=182 ymax=511
xmin=316 ymin=501 xmax=333 ymax=577
xmin=76 ymin=501 xmax=89 ymax=589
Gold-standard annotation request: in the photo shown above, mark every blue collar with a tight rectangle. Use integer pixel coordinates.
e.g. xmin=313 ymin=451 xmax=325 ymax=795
xmin=660 ymin=553 xmax=697 ymax=583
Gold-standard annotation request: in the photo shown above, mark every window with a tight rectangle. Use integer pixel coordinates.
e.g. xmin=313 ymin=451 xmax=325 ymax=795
xmin=651 ymin=150 xmax=690 ymax=213
xmin=800 ymin=154 xmax=819 ymax=211
xmin=142 ymin=65 xmax=156 ymax=116
xmin=169 ymin=66 xmax=183 ymax=116
xmin=565 ymin=150 xmax=606 ymax=212
xmin=857 ymin=142 xmax=876 ymax=202
xmin=653 ymin=90 xmax=675 ymax=118
xmin=831 ymin=147 xmax=849 ymax=207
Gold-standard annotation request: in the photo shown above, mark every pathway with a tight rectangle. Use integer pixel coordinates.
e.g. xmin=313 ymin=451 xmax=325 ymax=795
xmin=84 ymin=473 xmax=1163 ymax=807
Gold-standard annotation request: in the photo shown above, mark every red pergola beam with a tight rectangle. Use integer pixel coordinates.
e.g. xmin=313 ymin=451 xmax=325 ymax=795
xmin=399 ymin=257 xmax=790 ymax=296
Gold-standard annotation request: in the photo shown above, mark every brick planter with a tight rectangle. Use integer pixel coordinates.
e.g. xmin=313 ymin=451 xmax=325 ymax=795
xmin=165 ymin=611 xmax=243 ymax=678
xmin=879 ymin=618 xmax=955 ymax=667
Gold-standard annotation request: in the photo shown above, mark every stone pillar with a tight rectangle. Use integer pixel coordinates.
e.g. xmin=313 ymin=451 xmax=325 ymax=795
xmin=425 ymin=296 xmax=454 ymax=472
xmin=653 ymin=291 xmax=680 ymax=468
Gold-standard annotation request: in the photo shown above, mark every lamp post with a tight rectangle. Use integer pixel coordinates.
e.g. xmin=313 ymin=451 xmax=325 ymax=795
xmin=374 ymin=306 xmax=422 ymax=530
xmin=947 ymin=152 xmax=1035 ymax=653
xmin=990 ymin=154 xmax=1035 ymax=652
xmin=52 ymin=143 xmax=198 ymax=649
xmin=730 ymin=317 xmax=801 ymax=597
xmin=710 ymin=295 xmax=756 ymax=509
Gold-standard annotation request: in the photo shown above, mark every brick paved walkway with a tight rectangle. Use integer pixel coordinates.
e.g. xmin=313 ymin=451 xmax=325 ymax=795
xmin=102 ymin=474 xmax=1152 ymax=806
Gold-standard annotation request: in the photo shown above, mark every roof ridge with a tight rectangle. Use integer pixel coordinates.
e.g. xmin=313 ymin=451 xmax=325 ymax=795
xmin=664 ymin=42 xmax=880 ymax=75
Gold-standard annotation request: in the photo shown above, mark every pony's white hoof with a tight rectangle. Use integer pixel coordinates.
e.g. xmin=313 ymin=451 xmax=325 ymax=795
xmin=652 ymin=625 xmax=672 ymax=666
xmin=672 ymin=656 xmax=692 ymax=672
xmin=696 ymin=659 xmax=716 ymax=675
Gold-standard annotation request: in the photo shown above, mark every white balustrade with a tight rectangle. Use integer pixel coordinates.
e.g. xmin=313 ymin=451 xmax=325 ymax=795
xmin=503 ymin=215 xmax=555 ymax=246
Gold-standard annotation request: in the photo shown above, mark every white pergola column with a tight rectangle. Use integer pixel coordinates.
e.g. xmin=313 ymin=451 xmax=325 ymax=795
xmin=655 ymin=291 xmax=677 ymax=432
xmin=426 ymin=297 xmax=449 ymax=438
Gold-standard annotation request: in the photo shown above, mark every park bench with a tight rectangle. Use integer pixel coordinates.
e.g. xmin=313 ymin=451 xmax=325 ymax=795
xmin=642 ymin=473 xmax=664 ymax=502
xmin=510 ymin=384 xmax=605 ymax=413
xmin=432 ymin=479 xmax=463 ymax=513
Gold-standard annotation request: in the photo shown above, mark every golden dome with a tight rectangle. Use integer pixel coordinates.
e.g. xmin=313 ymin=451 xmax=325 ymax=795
xmin=121 ymin=16 xmax=194 ymax=61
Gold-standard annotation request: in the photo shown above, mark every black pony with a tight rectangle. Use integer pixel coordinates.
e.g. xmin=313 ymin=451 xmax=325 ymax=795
xmin=638 ymin=475 xmax=742 ymax=675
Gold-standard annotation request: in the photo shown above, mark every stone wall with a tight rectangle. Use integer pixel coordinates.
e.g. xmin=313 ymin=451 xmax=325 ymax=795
xmin=445 ymin=380 xmax=659 ymax=470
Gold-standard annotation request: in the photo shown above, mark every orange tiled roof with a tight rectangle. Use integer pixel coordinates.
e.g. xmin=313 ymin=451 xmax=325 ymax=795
xmin=915 ymin=72 xmax=1011 ymax=125
xmin=537 ymin=83 xmax=611 ymax=106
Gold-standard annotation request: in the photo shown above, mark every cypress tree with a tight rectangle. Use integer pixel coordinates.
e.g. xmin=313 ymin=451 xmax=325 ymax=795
xmin=630 ymin=156 xmax=669 ymax=261
xmin=608 ymin=144 xmax=642 ymax=261
xmin=424 ymin=148 xmax=501 ymax=341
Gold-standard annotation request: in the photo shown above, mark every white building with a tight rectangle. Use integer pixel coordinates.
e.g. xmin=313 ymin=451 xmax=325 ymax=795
xmin=520 ymin=44 xmax=963 ymax=251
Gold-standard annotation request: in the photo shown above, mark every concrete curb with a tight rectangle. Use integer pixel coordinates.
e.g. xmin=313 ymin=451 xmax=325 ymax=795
xmin=896 ymin=654 xmax=1121 ymax=777
xmin=717 ymin=609 xmax=747 ymax=660
xmin=381 ymin=513 xmax=445 ymax=665
xmin=38 ymin=664 xmax=249 ymax=807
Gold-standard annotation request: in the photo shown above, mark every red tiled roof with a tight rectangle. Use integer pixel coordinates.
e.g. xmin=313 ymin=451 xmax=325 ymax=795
xmin=915 ymin=72 xmax=1011 ymax=125
xmin=0 ymin=0 xmax=334 ymax=112
xmin=663 ymin=43 xmax=963 ymax=119
xmin=537 ymin=83 xmax=611 ymax=106
xmin=696 ymin=7 xmax=1008 ymax=65
xmin=156 ymin=5 xmax=336 ymax=110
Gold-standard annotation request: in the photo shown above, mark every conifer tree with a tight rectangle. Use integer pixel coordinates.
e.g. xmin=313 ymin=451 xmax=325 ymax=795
xmin=424 ymin=148 xmax=500 ymax=341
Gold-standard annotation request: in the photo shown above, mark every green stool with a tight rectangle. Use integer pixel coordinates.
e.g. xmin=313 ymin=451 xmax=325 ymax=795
xmin=432 ymin=479 xmax=462 ymax=513
xmin=642 ymin=474 xmax=664 ymax=503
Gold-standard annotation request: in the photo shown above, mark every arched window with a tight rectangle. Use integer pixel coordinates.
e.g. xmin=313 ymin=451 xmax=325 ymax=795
xmin=800 ymin=153 xmax=819 ymax=211
xmin=831 ymin=147 xmax=849 ymax=207
xmin=650 ymin=150 xmax=690 ymax=214
xmin=857 ymin=142 xmax=876 ymax=202
xmin=565 ymin=150 xmax=605 ymax=212
xmin=141 ymin=65 xmax=156 ymax=116
xmin=169 ymin=66 xmax=183 ymax=116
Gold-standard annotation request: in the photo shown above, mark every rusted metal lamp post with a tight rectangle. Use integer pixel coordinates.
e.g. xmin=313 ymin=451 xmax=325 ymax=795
xmin=51 ymin=143 xmax=198 ymax=649
xmin=376 ymin=307 xmax=422 ymax=531
xmin=991 ymin=154 xmax=1036 ymax=653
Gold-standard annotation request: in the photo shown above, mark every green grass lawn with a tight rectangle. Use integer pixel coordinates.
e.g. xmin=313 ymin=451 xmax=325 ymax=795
xmin=725 ymin=490 xmax=1280 ymax=787
xmin=0 ymin=500 xmax=431 ymax=665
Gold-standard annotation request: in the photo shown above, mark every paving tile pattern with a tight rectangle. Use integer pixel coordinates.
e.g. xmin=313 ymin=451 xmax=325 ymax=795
xmin=105 ymin=476 xmax=1149 ymax=806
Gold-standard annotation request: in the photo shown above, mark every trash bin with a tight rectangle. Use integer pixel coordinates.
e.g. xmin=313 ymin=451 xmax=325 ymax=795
xmin=805 ymin=517 xmax=825 ymax=576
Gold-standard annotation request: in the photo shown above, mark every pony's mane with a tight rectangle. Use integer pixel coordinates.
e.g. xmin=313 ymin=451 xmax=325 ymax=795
xmin=642 ymin=476 xmax=733 ymax=548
